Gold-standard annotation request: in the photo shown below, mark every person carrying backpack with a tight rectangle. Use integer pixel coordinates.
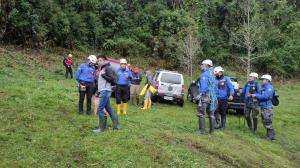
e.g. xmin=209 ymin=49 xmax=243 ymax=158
xmin=213 ymin=66 xmax=234 ymax=131
xmin=241 ymin=72 xmax=261 ymax=133
xmin=75 ymin=55 xmax=97 ymax=115
xmin=64 ymin=53 xmax=73 ymax=79
xmin=250 ymin=74 xmax=276 ymax=141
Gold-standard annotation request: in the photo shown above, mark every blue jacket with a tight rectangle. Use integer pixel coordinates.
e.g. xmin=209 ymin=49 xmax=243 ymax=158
xmin=242 ymin=81 xmax=262 ymax=102
xmin=214 ymin=76 xmax=234 ymax=100
xmin=256 ymin=82 xmax=274 ymax=107
xmin=116 ymin=67 xmax=133 ymax=86
xmin=75 ymin=63 xmax=96 ymax=83
xmin=199 ymin=68 xmax=212 ymax=95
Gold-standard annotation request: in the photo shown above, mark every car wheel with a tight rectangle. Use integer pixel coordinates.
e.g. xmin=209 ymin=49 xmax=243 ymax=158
xmin=178 ymin=100 xmax=184 ymax=107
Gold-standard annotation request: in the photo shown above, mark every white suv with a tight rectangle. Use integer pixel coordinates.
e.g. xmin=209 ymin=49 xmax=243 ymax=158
xmin=152 ymin=70 xmax=184 ymax=107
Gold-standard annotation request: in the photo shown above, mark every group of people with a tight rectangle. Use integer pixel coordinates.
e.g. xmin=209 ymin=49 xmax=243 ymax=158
xmin=69 ymin=54 xmax=276 ymax=141
xmin=197 ymin=59 xmax=276 ymax=141
xmin=74 ymin=54 xmax=153 ymax=133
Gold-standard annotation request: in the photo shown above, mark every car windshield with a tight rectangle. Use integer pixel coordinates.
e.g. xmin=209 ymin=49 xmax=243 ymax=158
xmin=161 ymin=73 xmax=181 ymax=84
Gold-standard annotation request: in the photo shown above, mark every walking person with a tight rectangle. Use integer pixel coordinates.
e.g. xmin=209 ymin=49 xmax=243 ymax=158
xmin=130 ymin=67 xmax=142 ymax=106
xmin=93 ymin=55 xmax=120 ymax=133
xmin=241 ymin=72 xmax=261 ymax=132
xmin=250 ymin=74 xmax=276 ymax=141
xmin=213 ymin=66 xmax=234 ymax=131
xmin=75 ymin=55 xmax=97 ymax=115
xmin=116 ymin=59 xmax=133 ymax=115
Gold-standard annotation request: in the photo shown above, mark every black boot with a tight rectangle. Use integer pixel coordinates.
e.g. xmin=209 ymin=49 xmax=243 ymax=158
xmin=266 ymin=129 xmax=276 ymax=141
xmin=136 ymin=97 xmax=140 ymax=106
xmin=253 ymin=118 xmax=258 ymax=133
xmin=221 ymin=115 xmax=226 ymax=131
xmin=112 ymin=117 xmax=120 ymax=130
xmin=93 ymin=116 xmax=107 ymax=133
xmin=197 ymin=117 xmax=206 ymax=135
xmin=246 ymin=117 xmax=252 ymax=130
xmin=209 ymin=117 xmax=215 ymax=134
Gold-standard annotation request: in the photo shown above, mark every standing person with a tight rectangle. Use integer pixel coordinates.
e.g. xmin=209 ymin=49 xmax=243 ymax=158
xmin=250 ymin=74 xmax=275 ymax=141
xmin=196 ymin=59 xmax=217 ymax=135
xmin=75 ymin=55 xmax=97 ymax=115
xmin=93 ymin=55 xmax=120 ymax=133
xmin=214 ymin=66 xmax=234 ymax=131
xmin=130 ymin=67 xmax=142 ymax=106
xmin=64 ymin=53 xmax=73 ymax=79
xmin=241 ymin=72 xmax=261 ymax=132
xmin=93 ymin=64 xmax=101 ymax=115
xmin=116 ymin=59 xmax=133 ymax=115
xmin=141 ymin=70 xmax=153 ymax=110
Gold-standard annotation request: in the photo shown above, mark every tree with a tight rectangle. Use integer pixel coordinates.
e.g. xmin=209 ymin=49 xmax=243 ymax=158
xmin=179 ymin=28 xmax=200 ymax=82
xmin=230 ymin=0 xmax=271 ymax=77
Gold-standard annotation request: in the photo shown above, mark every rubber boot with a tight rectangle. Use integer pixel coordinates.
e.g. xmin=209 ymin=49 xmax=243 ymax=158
xmin=209 ymin=117 xmax=215 ymax=134
xmin=117 ymin=104 xmax=121 ymax=115
xmin=130 ymin=96 xmax=134 ymax=105
xmin=221 ymin=115 xmax=226 ymax=132
xmin=266 ymin=129 xmax=276 ymax=141
xmin=215 ymin=113 xmax=221 ymax=129
xmin=253 ymin=118 xmax=258 ymax=133
xmin=93 ymin=116 xmax=107 ymax=133
xmin=123 ymin=103 xmax=127 ymax=115
xmin=112 ymin=118 xmax=120 ymax=130
xmin=141 ymin=100 xmax=148 ymax=110
xmin=197 ymin=117 xmax=206 ymax=135
xmin=136 ymin=97 xmax=140 ymax=106
xmin=148 ymin=99 xmax=152 ymax=109
xmin=246 ymin=117 xmax=253 ymax=130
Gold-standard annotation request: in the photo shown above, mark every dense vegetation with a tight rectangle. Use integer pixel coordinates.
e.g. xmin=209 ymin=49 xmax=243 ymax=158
xmin=1 ymin=0 xmax=300 ymax=76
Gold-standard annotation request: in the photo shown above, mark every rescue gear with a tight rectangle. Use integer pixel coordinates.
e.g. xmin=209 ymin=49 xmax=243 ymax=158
xmin=117 ymin=104 xmax=121 ymax=114
xmin=256 ymin=82 xmax=274 ymax=107
xmin=142 ymin=100 xmax=149 ymax=110
xmin=88 ymin=55 xmax=97 ymax=64
xmin=214 ymin=66 xmax=224 ymax=74
xmin=202 ymin=59 xmax=213 ymax=66
xmin=123 ymin=103 xmax=127 ymax=114
xmin=120 ymin=58 xmax=127 ymax=64
xmin=249 ymin=72 xmax=259 ymax=78
xmin=197 ymin=117 xmax=206 ymax=135
xmin=261 ymin=74 xmax=272 ymax=82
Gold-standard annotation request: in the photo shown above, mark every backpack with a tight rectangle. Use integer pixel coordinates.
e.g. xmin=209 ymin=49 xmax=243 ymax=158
xmin=272 ymin=89 xmax=279 ymax=106
xmin=63 ymin=56 xmax=68 ymax=66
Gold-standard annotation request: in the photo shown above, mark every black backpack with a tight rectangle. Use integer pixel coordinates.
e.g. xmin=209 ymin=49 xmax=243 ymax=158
xmin=272 ymin=89 xmax=279 ymax=106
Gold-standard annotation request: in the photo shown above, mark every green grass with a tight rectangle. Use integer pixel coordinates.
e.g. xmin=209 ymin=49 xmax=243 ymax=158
xmin=0 ymin=47 xmax=300 ymax=167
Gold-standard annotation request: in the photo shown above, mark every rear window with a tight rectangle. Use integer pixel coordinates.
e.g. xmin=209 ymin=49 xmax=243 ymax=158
xmin=160 ymin=73 xmax=182 ymax=84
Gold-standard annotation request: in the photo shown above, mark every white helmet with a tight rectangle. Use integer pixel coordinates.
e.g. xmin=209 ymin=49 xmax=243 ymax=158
xmin=202 ymin=59 xmax=213 ymax=66
xmin=249 ymin=72 xmax=259 ymax=78
xmin=214 ymin=66 xmax=224 ymax=74
xmin=120 ymin=58 xmax=127 ymax=64
xmin=88 ymin=55 xmax=97 ymax=64
xmin=261 ymin=74 xmax=272 ymax=81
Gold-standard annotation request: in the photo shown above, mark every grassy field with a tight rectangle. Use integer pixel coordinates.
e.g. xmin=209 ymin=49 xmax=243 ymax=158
xmin=0 ymin=47 xmax=300 ymax=167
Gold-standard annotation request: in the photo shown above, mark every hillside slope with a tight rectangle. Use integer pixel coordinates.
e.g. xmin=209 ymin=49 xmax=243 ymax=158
xmin=0 ymin=47 xmax=299 ymax=167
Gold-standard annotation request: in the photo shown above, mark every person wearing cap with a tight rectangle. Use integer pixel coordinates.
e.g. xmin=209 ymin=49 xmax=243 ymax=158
xmin=213 ymin=66 xmax=234 ymax=131
xmin=116 ymin=58 xmax=133 ymax=115
xmin=250 ymin=74 xmax=275 ymax=141
xmin=130 ymin=67 xmax=142 ymax=106
xmin=75 ymin=55 xmax=97 ymax=115
xmin=196 ymin=59 xmax=216 ymax=135
xmin=64 ymin=53 xmax=73 ymax=79
xmin=241 ymin=72 xmax=262 ymax=132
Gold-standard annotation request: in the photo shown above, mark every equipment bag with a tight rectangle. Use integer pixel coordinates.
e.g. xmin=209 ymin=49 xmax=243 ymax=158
xmin=272 ymin=89 xmax=279 ymax=106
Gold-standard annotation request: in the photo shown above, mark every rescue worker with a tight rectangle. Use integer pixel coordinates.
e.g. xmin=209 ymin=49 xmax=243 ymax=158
xmin=93 ymin=55 xmax=120 ymax=133
xmin=130 ymin=67 xmax=142 ymax=106
xmin=196 ymin=59 xmax=217 ymax=135
xmin=141 ymin=70 xmax=153 ymax=110
xmin=64 ymin=53 xmax=73 ymax=79
xmin=214 ymin=66 xmax=234 ymax=131
xmin=241 ymin=72 xmax=261 ymax=132
xmin=116 ymin=58 xmax=133 ymax=115
xmin=250 ymin=74 xmax=275 ymax=141
xmin=75 ymin=55 xmax=97 ymax=115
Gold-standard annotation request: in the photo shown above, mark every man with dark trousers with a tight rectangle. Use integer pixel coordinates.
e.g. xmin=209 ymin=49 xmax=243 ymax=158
xmin=213 ymin=66 xmax=234 ymax=131
xmin=75 ymin=55 xmax=97 ymax=115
